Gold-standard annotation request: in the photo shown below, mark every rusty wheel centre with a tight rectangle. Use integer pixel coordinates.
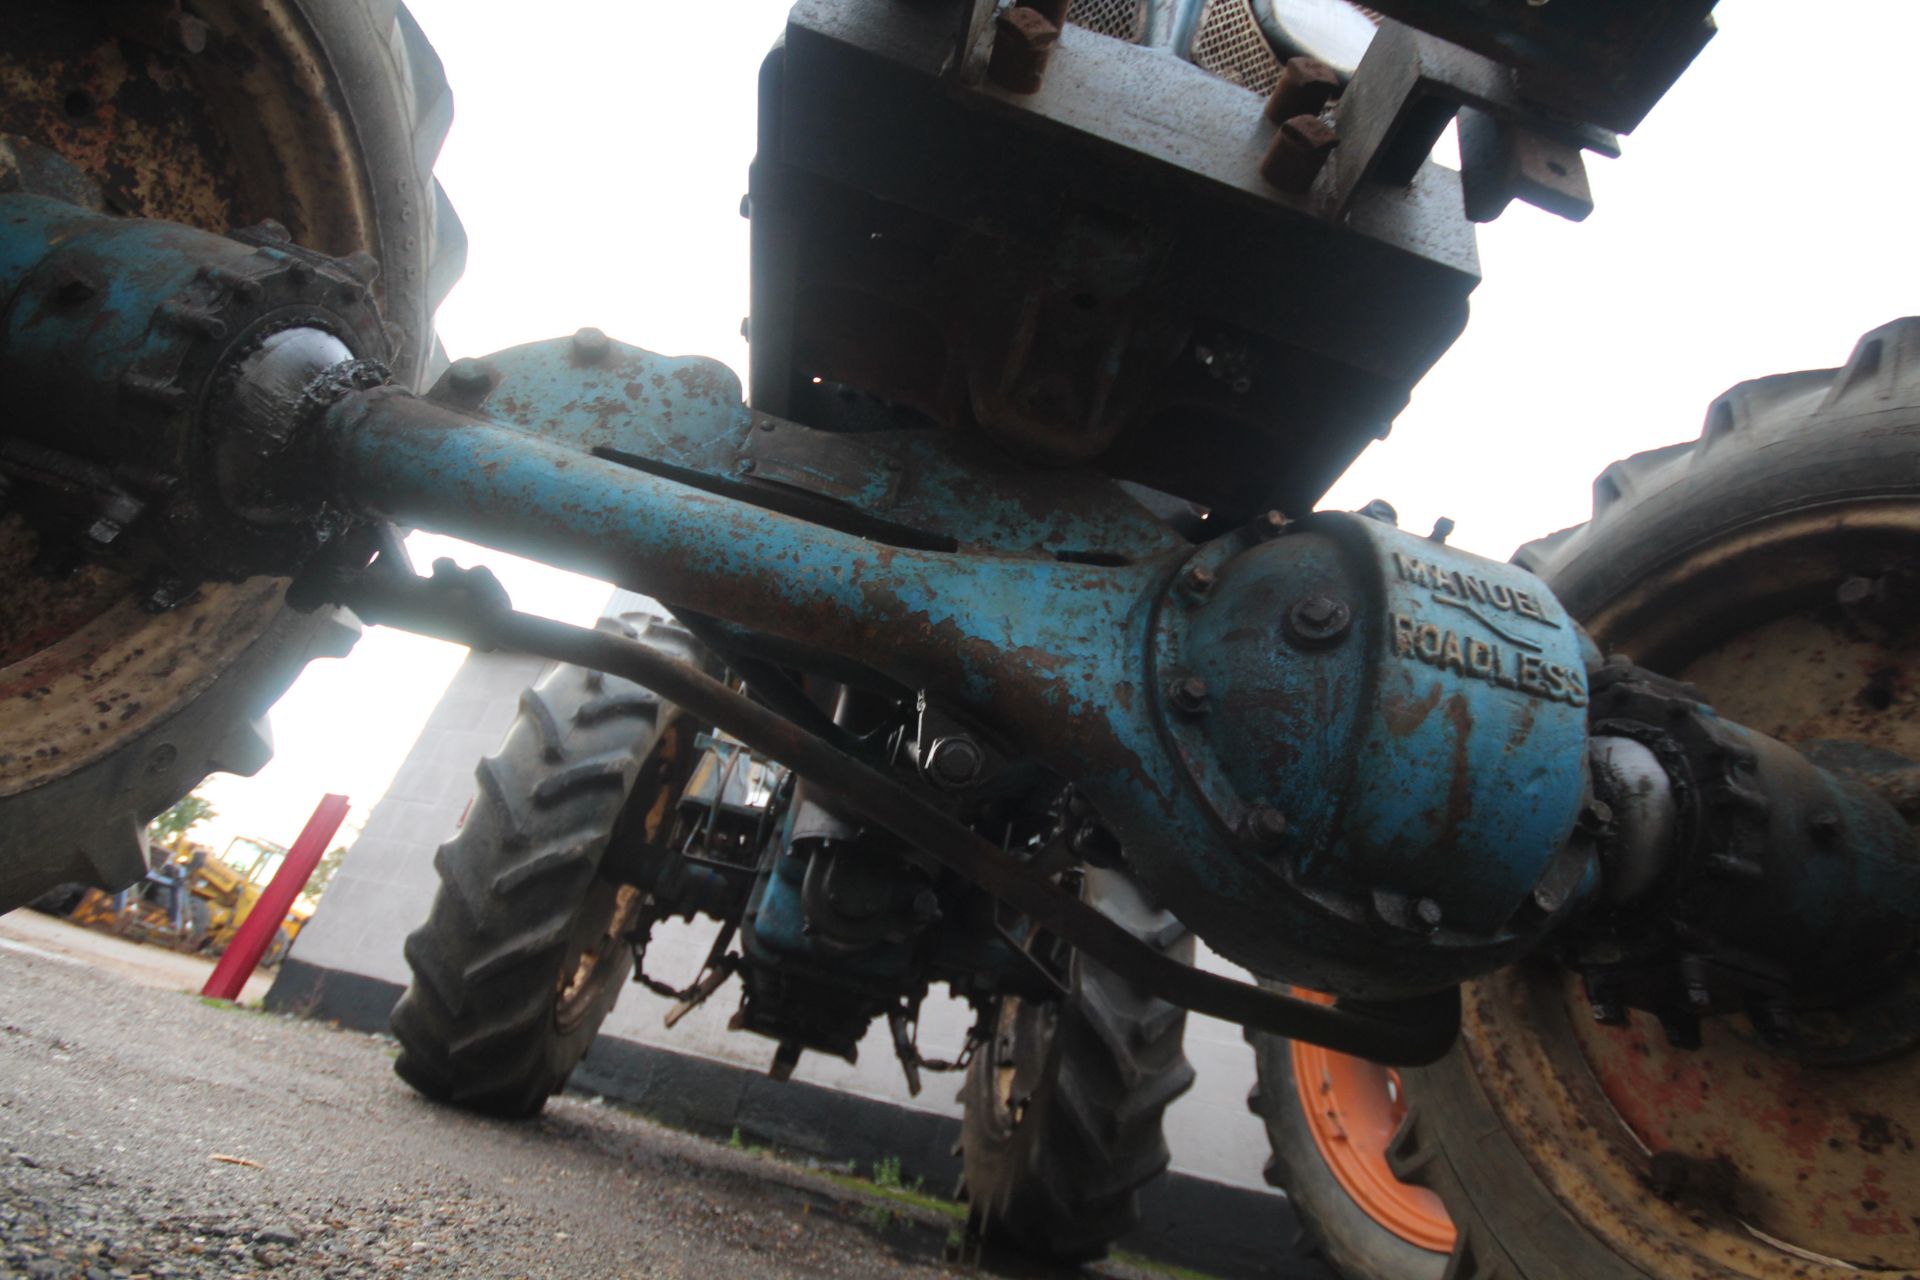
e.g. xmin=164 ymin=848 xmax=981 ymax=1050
xmin=1469 ymin=510 xmax=1920 ymax=1275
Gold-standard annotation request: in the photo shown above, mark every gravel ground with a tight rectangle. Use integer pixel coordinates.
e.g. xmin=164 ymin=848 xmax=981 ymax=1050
xmin=0 ymin=928 xmax=1173 ymax=1280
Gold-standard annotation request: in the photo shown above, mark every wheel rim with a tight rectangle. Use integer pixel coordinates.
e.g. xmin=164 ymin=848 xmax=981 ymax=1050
xmin=1456 ymin=503 xmax=1920 ymax=1275
xmin=985 ymin=995 xmax=1057 ymax=1138
xmin=1289 ymin=992 xmax=1456 ymax=1253
xmin=553 ymin=709 xmax=698 ymax=1034
xmin=0 ymin=1 xmax=420 ymax=795
xmin=554 ymin=882 xmax=645 ymax=1033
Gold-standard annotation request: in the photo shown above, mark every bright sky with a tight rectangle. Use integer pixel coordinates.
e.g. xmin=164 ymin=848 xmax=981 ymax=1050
xmin=193 ymin=0 xmax=1920 ymax=854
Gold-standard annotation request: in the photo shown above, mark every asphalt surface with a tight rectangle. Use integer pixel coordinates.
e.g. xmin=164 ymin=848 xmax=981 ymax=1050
xmin=0 ymin=914 xmax=1179 ymax=1280
xmin=0 ymin=911 xmax=273 ymax=1005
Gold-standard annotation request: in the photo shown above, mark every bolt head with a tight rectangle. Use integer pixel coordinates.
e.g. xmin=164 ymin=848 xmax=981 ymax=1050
xmin=1182 ymin=565 xmax=1215 ymax=596
xmin=1168 ymin=676 xmax=1210 ymax=714
xmin=1263 ymin=56 xmax=1342 ymax=125
xmin=1837 ymin=575 xmax=1878 ymax=607
xmin=169 ymin=13 xmax=209 ymax=52
xmin=1243 ymin=806 xmax=1288 ymax=845
xmin=926 ymin=736 xmax=986 ymax=789
xmin=1589 ymin=998 xmax=1626 ymax=1026
xmin=571 ymin=327 xmax=611 ymax=363
xmin=445 ymin=358 xmax=494 ymax=400
xmin=1285 ymin=594 xmax=1352 ymax=647
xmin=1260 ymin=114 xmax=1340 ymax=192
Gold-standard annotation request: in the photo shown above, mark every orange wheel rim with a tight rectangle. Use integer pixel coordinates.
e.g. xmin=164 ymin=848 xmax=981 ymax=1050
xmin=1289 ymin=992 xmax=1456 ymax=1253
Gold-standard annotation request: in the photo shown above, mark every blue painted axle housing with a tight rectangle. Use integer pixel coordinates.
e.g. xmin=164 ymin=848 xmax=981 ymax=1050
xmin=0 ymin=191 xmax=1600 ymax=997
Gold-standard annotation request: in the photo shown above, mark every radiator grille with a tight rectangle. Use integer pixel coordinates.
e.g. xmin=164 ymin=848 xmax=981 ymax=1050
xmin=1066 ymin=0 xmax=1148 ymax=42
xmin=1191 ymin=0 xmax=1282 ymax=96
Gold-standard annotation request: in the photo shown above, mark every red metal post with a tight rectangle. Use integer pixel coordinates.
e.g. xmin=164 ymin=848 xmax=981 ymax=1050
xmin=200 ymin=792 xmax=349 ymax=1001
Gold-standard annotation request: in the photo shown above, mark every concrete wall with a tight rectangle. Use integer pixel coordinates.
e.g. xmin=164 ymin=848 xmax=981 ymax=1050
xmin=287 ymin=591 xmax=1278 ymax=1195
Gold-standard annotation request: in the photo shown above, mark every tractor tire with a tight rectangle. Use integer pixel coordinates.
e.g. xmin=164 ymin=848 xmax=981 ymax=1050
xmin=391 ymin=616 xmax=705 ymax=1119
xmin=26 ymin=884 xmax=88 ymax=916
xmin=261 ymin=925 xmax=294 ymax=969
xmin=0 ymin=0 xmax=466 ymax=911
xmin=959 ymin=867 xmax=1197 ymax=1264
xmin=1248 ymin=1022 xmax=1449 ymax=1280
xmin=1393 ymin=317 xmax=1920 ymax=1279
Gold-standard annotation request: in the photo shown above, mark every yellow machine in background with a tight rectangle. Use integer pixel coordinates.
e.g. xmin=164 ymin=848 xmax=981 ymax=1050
xmin=59 ymin=836 xmax=313 ymax=966
xmin=187 ymin=837 xmax=314 ymax=965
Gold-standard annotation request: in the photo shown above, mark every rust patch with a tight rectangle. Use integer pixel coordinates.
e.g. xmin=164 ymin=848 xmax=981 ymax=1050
xmin=1382 ymin=680 xmax=1443 ymax=737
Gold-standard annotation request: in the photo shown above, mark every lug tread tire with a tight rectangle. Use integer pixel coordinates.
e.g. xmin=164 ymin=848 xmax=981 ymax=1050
xmin=390 ymin=618 xmax=693 ymax=1119
xmin=1514 ymin=318 xmax=1920 ymax=619
xmin=0 ymin=0 xmax=465 ymax=912
xmin=1400 ymin=317 xmax=1920 ymax=1280
xmin=959 ymin=868 xmax=1197 ymax=1264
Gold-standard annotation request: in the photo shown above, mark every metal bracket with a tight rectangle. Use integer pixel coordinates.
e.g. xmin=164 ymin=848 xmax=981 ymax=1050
xmin=1317 ymin=20 xmax=1618 ymax=225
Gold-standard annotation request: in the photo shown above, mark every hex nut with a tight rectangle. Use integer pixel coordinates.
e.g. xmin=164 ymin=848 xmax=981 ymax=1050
xmin=1168 ymin=676 xmax=1210 ymax=714
xmin=1263 ymin=56 xmax=1341 ymax=125
xmin=1243 ymin=806 xmax=1289 ymax=846
xmin=1260 ymin=114 xmax=1339 ymax=194
xmin=925 ymin=736 xmax=986 ymax=789
xmin=1285 ymin=594 xmax=1352 ymax=648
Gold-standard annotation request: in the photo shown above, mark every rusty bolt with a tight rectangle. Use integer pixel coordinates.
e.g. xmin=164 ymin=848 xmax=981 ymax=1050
xmin=987 ymin=7 xmax=1060 ymax=95
xmin=1243 ymin=806 xmax=1288 ymax=846
xmin=1837 ymin=575 xmax=1880 ymax=608
xmin=1168 ymin=676 xmax=1210 ymax=715
xmin=169 ymin=13 xmax=210 ymax=53
xmin=1181 ymin=565 xmax=1216 ymax=597
xmin=925 ymin=736 xmax=986 ymax=789
xmin=572 ymin=326 xmax=611 ymax=363
xmin=1255 ymin=510 xmax=1293 ymax=539
xmin=1584 ymin=976 xmax=1626 ymax=1026
xmin=1260 ymin=114 xmax=1339 ymax=194
xmin=1286 ymin=594 xmax=1352 ymax=648
xmin=1751 ymin=999 xmax=1795 ymax=1046
xmin=1263 ymin=56 xmax=1341 ymax=125
xmin=445 ymin=358 xmax=494 ymax=401
xmin=141 ymin=575 xmax=196 ymax=614
xmin=146 ymin=742 xmax=178 ymax=775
